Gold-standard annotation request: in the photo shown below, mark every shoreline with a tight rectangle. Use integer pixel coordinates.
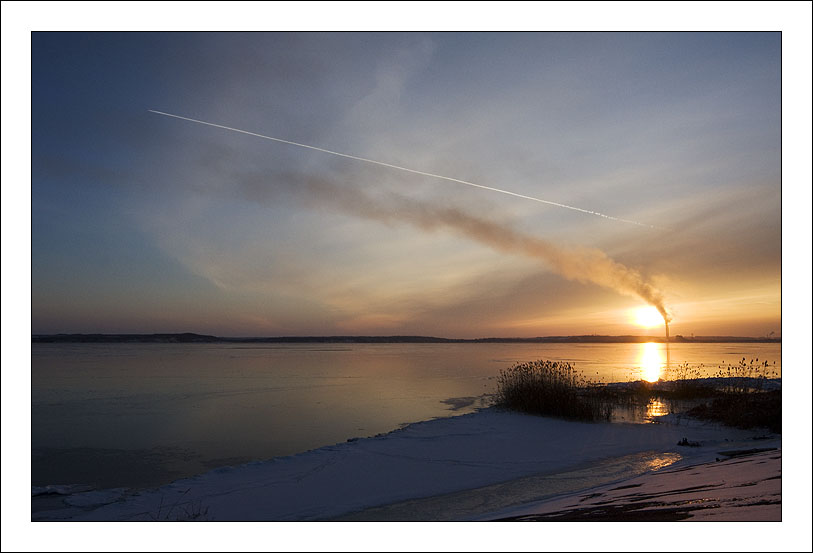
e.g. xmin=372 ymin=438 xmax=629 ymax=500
xmin=32 ymin=407 xmax=779 ymax=522
xmin=487 ymin=448 xmax=781 ymax=521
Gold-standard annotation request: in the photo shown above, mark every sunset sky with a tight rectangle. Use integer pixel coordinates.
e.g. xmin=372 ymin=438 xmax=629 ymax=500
xmin=29 ymin=31 xmax=785 ymax=337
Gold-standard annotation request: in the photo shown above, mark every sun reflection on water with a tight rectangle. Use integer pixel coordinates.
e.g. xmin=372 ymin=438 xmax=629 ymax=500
xmin=639 ymin=342 xmax=665 ymax=382
xmin=646 ymin=398 xmax=668 ymax=419
xmin=646 ymin=452 xmax=682 ymax=471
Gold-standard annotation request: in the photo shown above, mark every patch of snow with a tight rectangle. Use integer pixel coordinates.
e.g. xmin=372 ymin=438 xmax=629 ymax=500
xmin=31 ymin=484 xmax=93 ymax=496
xmin=62 ymin=488 xmax=130 ymax=508
xmin=40 ymin=407 xmax=776 ymax=521
xmin=484 ymin=447 xmax=781 ymax=521
xmin=607 ymin=377 xmax=782 ymax=392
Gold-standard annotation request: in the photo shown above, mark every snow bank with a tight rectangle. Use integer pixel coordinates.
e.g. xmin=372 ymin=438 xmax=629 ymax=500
xmin=486 ymin=448 xmax=781 ymax=521
xmin=31 ymin=484 xmax=93 ymax=496
xmin=34 ymin=407 xmax=774 ymax=521
xmin=607 ymin=377 xmax=782 ymax=392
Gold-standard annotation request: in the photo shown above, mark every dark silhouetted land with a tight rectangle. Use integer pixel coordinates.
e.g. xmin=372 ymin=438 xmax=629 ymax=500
xmin=31 ymin=333 xmax=781 ymax=344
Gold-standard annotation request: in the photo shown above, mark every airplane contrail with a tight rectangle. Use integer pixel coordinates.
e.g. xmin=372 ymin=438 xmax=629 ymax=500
xmin=148 ymin=109 xmax=661 ymax=229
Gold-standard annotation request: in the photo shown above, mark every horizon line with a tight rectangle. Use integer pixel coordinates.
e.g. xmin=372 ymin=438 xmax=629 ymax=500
xmin=31 ymin=332 xmax=781 ymax=342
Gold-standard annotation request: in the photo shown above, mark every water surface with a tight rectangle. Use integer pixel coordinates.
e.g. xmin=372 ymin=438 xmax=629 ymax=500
xmin=31 ymin=342 xmax=780 ymax=490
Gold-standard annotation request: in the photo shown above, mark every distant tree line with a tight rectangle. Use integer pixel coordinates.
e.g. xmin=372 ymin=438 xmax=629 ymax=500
xmin=31 ymin=333 xmax=781 ymax=344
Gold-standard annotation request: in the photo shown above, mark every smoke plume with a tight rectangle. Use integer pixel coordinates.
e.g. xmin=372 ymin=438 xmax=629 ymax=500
xmin=288 ymin=176 xmax=672 ymax=323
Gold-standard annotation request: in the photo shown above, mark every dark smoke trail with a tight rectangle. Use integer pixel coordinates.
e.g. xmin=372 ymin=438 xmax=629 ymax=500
xmin=291 ymin=177 xmax=673 ymax=321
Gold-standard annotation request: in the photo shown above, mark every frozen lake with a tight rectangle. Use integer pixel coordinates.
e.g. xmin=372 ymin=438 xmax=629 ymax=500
xmin=31 ymin=341 xmax=780 ymax=490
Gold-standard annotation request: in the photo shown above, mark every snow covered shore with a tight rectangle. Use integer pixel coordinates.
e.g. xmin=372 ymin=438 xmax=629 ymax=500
xmin=484 ymin=447 xmax=781 ymax=521
xmin=33 ymin=407 xmax=778 ymax=522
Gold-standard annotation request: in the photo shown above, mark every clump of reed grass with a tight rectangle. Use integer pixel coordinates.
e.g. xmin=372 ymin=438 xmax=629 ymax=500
xmin=713 ymin=357 xmax=778 ymax=394
xmin=662 ymin=362 xmax=717 ymax=399
xmin=148 ymin=488 xmax=212 ymax=522
xmin=687 ymin=390 xmax=781 ymax=433
xmin=686 ymin=357 xmax=781 ymax=433
xmin=494 ymin=360 xmax=611 ymax=422
xmin=493 ymin=355 xmax=780 ymax=432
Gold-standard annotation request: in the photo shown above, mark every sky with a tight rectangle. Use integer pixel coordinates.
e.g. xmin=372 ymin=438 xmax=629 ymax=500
xmin=28 ymin=31 xmax=784 ymax=338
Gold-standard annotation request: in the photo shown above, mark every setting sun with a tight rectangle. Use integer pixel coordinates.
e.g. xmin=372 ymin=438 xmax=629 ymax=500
xmin=633 ymin=306 xmax=664 ymax=328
